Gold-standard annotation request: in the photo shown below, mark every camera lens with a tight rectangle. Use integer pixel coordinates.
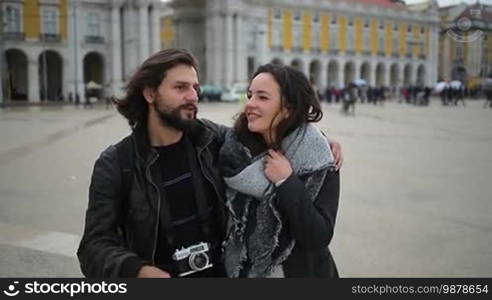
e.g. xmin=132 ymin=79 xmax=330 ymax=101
xmin=189 ymin=253 xmax=209 ymax=270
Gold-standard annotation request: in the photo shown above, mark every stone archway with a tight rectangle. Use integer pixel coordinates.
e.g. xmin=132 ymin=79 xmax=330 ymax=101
xmin=5 ymin=48 xmax=28 ymax=101
xmin=39 ymin=50 xmax=63 ymax=101
xmin=344 ymin=61 xmax=355 ymax=86
xmin=360 ymin=62 xmax=371 ymax=84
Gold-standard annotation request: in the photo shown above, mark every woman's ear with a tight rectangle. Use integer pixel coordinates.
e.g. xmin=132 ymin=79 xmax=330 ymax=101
xmin=143 ymin=87 xmax=155 ymax=104
xmin=282 ymin=106 xmax=291 ymax=119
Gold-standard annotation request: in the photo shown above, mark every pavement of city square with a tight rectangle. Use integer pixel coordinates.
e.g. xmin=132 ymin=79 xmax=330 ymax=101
xmin=0 ymin=99 xmax=491 ymax=277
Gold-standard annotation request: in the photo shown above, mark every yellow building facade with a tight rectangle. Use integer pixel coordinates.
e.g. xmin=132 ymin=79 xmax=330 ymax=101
xmin=3 ymin=0 xmax=162 ymax=103
xmin=164 ymin=0 xmax=440 ymax=91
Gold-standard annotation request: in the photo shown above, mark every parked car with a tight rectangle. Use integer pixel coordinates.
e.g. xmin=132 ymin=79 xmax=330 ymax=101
xmin=221 ymin=82 xmax=248 ymax=102
xmin=199 ymin=84 xmax=222 ymax=102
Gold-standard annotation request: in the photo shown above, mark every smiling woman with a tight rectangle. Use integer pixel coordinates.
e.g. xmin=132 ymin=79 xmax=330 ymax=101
xmin=219 ymin=64 xmax=340 ymax=278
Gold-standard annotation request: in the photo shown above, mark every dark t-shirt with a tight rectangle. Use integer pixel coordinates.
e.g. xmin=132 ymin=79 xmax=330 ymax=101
xmin=153 ymin=137 xmax=223 ymax=277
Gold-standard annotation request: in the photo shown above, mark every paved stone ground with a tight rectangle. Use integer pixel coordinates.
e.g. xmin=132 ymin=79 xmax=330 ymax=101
xmin=0 ymin=98 xmax=491 ymax=277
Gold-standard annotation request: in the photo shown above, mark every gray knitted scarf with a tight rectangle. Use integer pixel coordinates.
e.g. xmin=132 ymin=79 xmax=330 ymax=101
xmin=219 ymin=124 xmax=335 ymax=277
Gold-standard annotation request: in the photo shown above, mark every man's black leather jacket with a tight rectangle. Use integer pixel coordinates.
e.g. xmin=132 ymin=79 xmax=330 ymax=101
xmin=77 ymin=119 xmax=228 ymax=277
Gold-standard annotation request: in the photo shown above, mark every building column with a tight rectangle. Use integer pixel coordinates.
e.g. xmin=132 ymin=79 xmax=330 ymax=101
xmin=410 ymin=64 xmax=417 ymax=86
xmin=205 ymin=14 xmax=216 ymax=85
xmin=256 ymin=22 xmax=268 ymax=69
xmin=428 ymin=23 xmax=439 ymax=85
xmin=111 ymin=3 xmax=123 ymax=96
xmin=213 ymin=14 xmax=223 ymax=87
xmin=354 ymin=60 xmax=361 ymax=81
xmin=139 ymin=1 xmax=150 ymax=63
xmin=69 ymin=0 xmax=84 ymax=99
xmin=369 ymin=61 xmax=377 ymax=86
xmin=124 ymin=5 xmax=138 ymax=75
xmin=28 ymin=58 xmax=40 ymax=103
xmin=224 ymin=14 xmax=234 ymax=88
xmin=150 ymin=3 xmax=161 ymax=54
xmin=337 ymin=59 xmax=345 ymax=88
xmin=319 ymin=60 xmax=328 ymax=93
xmin=383 ymin=63 xmax=390 ymax=87
xmin=235 ymin=13 xmax=247 ymax=84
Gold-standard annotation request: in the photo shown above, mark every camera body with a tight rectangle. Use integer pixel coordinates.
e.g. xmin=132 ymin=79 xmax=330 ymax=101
xmin=172 ymin=242 xmax=213 ymax=277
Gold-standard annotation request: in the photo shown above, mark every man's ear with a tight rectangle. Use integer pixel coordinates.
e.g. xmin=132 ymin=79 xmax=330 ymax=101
xmin=143 ymin=87 xmax=155 ymax=104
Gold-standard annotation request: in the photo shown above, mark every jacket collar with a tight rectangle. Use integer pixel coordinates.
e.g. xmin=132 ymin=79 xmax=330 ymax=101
xmin=130 ymin=120 xmax=216 ymax=165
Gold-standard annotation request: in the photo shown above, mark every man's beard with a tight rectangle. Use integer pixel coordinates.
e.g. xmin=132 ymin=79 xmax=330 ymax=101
xmin=153 ymin=97 xmax=198 ymax=131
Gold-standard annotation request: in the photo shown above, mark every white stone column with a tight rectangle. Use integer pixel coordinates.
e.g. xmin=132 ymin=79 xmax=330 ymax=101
xmin=205 ymin=14 xmax=216 ymax=85
xmin=383 ymin=63 xmax=390 ymax=87
xmin=354 ymin=60 xmax=361 ymax=81
xmin=111 ymin=3 xmax=123 ymax=96
xmin=213 ymin=14 xmax=223 ymax=87
xmin=235 ymin=13 xmax=247 ymax=84
xmin=410 ymin=64 xmax=417 ymax=86
xmin=257 ymin=22 xmax=268 ymax=69
xmin=337 ymin=59 xmax=345 ymax=89
xmin=369 ymin=61 xmax=376 ymax=86
xmin=77 ymin=51 xmax=84 ymax=99
xmin=224 ymin=14 xmax=234 ymax=88
xmin=150 ymin=3 xmax=161 ymax=54
xmin=319 ymin=60 xmax=328 ymax=92
xmin=28 ymin=58 xmax=40 ymax=103
xmin=69 ymin=0 xmax=84 ymax=99
xmin=428 ymin=23 xmax=439 ymax=85
xmin=139 ymin=2 xmax=150 ymax=63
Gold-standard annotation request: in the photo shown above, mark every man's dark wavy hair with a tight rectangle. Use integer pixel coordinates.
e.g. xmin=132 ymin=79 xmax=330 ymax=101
xmin=234 ymin=63 xmax=323 ymax=155
xmin=113 ymin=48 xmax=198 ymax=127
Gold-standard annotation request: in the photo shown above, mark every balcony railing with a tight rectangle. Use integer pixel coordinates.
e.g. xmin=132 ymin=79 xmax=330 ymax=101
xmin=405 ymin=53 xmax=412 ymax=58
xmin=329 ymin=49 xmax=339 ymax=55
xmin=4 ymin=32 xmax=25 ymax=41
xmin=392 ymin=53 xmax=400 ymax=58
xmin=377 ymin=51 xmax=385 ymax=57
xmin=418 ymin=54 xmax=427 ymax=60
xmin=39 ymin=33 xmax=61 ymax=42
xmin=85 ymin=35 xmax=105 ymax=44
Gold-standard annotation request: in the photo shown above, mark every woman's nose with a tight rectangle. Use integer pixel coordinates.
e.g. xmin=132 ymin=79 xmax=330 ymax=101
xmin=245 ymin=96 xmax=256 ymax=109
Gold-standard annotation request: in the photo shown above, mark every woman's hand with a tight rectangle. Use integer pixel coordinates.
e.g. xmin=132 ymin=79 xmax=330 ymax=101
xmin=264 ymin=150 xmax=293 ymax=184
xmin=328 ymin=140 xmax=343 ymax=171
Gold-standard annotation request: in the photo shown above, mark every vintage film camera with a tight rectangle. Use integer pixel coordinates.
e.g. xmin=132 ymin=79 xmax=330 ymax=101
xmin=172 ymin=242 xmax=213 ymax=277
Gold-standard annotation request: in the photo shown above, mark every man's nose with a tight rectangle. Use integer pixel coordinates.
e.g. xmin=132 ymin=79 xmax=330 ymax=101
xmin=185 ymin=88 xmax=199 ymax=103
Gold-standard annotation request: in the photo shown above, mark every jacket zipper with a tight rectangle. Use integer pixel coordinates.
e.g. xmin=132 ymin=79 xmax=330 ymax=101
xmin=145 ymin=152 xmax=160 ymax=265
xmin=197 ymin=143 xmax=223 ymax=204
